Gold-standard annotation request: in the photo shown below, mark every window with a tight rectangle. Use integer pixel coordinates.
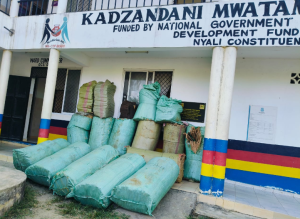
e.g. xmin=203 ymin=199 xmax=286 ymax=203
xmin=123 ymin=71 xmax=173 ymax=104
xmin=52 ymin=70 xmax=81 ymax=113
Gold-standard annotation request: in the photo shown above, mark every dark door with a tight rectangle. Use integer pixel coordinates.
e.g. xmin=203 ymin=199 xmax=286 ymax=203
xmin=1 ymin=76 xmax=31 ymax=141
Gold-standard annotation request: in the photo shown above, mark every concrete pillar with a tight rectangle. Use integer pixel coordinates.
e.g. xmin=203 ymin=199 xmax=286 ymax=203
xmin=0 ymin=50 xmax=12 ymax=136
xmin=200 ymin=47 xmax=225 ymax=195
xmin=212 ymin=47 xmax=237 ymax=197
xmin=37 ymin=49 xmax=60 ymax=144
xmin=200 ymin=47 xmax=237 ymax=196
xmin=10 ymin=0 xmax=19 ymax=17
xmin=56 ymin=0 xmax=68 ymax=13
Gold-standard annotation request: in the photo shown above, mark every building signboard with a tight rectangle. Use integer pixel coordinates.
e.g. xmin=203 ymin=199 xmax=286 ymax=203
xmin=180 ymin=102 xmax=206 ymax=123
xmin=7 ymin=0 xmax=300 ymax=49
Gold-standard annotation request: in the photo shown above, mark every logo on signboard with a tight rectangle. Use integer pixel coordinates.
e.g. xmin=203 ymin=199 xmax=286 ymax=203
xmin=41 ymin=17 xmax=70 ymax=48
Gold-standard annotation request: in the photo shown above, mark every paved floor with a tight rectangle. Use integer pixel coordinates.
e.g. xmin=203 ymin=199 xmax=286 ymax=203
xmin=173 ymin=180 xmax=300 ymax=218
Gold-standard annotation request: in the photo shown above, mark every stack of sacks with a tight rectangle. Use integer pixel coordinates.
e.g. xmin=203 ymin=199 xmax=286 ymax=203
xmin=127 ymin=147 xmax=185 ymax=183
xmin=93 ymin=80 xmax=116 ymax=118
xmin=50 ymin=145 xmax=119 ymax=196
xmin=184 ymin=126 xmax=205 ymax=182
xmin=13 ymin=139 xmax=70 ymax=172
xmin=67 ymin=113 xmax=93 ymax=144
xmin=67 ymin=153 xmax=145 ymax=209
xmin=163 ymin=123 xmax=186 ymax=154
xmin=108 ymin=118 xmax=137 ymax=155
xmin=133 ymin=82 xmax=161 ymax=121
xmin=77 ymin=81 xmax=97 ymax=113
xmin=155 ymin=95 xmax=183 ymax=124
xmin=25 ymin=142 xmax=91 ymax=186
xmin=111 ymin=157 xmax=179 ymax=215
xmin=88 ymin=117 xmax=115 ymax=150
xmin=131 ymin=121 xmax=161 ymax=151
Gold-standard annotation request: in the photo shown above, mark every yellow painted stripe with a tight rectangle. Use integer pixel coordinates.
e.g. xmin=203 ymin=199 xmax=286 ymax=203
xmin=227 ymin=159 xmax=300 ymax=179
xmin=201 ymin=163 xmax=214 ymax=177
xmin=213 ymin=165 xmax=226 ymax=179
xmin=48 ymin=133 xmax=67 ymax=141
xmin=0 ymin=128 xmax=1 ymax=136
xmin=37 ymin=137 xmax=48 ymax=144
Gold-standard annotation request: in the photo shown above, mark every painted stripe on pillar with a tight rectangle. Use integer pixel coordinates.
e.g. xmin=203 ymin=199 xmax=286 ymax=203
xmin=202 ymin=150 xmax=215 ymax=165
xmin=201 ymin=163 xmax=214 ymax=177
xmin=215 ymin=139 xmax=228 ymax=153
xmin=203 ymin=138 xmax=215 ymax=151
xmin=39 ymin=119 xmax=51 ymax=129
xmin=0 ymin=114 xmax=3 ymax=136
xmin=199 ymin=175 xmax=212 ymax=194
xmin=213 ymin=165 xmax=226 ymax=179
xmin=214 ymin=152 xmax=227 ymax=166
xmin=37 ymin=137 xmax=48 ymax=144
xmin=212 ymin=178 xmax=225 ymax=197
xmin=38 ymin=129 xmax=50 ymax=138
xmin=37 ymin=119 xmax=51 ymax=144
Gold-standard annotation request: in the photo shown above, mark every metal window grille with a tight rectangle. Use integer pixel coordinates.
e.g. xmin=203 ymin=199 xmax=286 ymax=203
xmin=290 ymin=73 xmax=300 ymax=84
xmin=67 ymin=0 xmax=92 ymax=12
xmin=63 ymin=70 xmax=81 ymax=113
xmin=154 ymin=71 xmax=173 ymax=97
xmin=18 ymin=0 xmax=53 ymax=16
xmin=0 ymin=0 xmax=11 ymax=15
xmin=52 ymin=69 xmax=67 ymax=113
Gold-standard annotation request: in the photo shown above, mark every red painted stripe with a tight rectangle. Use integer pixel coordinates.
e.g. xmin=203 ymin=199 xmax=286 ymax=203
xmin=214 ymin=151 xmax=227 ymax=166
xmin=49 ymin=126 xmax=67 ymax=136
xmin=38 ymin=128 xmax=50 ymax=138
xmin=0 ymin=122 xmax=2 ymax=129
xmin=202 ymin=150 xmax=215 ymax=165
xmin=227 ymin=149 xmax=300 ymax=169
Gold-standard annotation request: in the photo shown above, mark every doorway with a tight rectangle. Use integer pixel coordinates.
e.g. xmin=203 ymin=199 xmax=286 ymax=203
xmin=27 ymin=77 xmax=46 ymax=143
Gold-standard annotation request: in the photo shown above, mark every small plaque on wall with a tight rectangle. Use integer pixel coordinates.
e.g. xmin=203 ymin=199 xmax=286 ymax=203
xmin=180 ymin=102 xmax=206 ymax=123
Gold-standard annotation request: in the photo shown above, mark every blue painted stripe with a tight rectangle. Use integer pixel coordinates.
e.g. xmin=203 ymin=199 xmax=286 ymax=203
xmin=226 ymin=168 xmax=300 ymax=194
xmin=211 ymin=178 xmax=225 ymax=197
xmin=50 ymin=119 xmax=69 ymax=128
xmin=39 ymin=119 xmax=51 ymax=130
xmin=0 ymin=114 xmax=3 ymax=122
xmin=215 ymin=139 xmax=228 ymax=153
xmin=203 ymin=138 xmax=215 ymax=151
xmin=228 ymin=140 xmax=300 ymax=158
xmin=200 ymin=175 xmax=212 ymax=193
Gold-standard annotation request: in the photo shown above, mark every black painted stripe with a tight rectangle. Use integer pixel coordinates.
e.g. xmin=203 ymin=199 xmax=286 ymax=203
xmin=228 ymin=139 xmax=300 ymax=158
xmin=50 ymin=119 xmax=69 ymax=128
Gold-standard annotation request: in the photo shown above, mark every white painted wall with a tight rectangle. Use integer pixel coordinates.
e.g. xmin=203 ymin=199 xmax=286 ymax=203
xmin=0 ymin=12 xmax=13 ymax=49
xmin=80 ymin=57 xmax=300 ymax=148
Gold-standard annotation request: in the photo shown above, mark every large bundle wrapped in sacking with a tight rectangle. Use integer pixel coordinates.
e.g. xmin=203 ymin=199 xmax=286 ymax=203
xmin=93 ymin=80 xmax=116 ymax=118
xmin=50 ymin=145 xmax=119 ymax=196
xmin=25 ymin=142 xmax=91 ymax=186
xmin=133 ymin=82 xmax=161 ymax=121
xmin=67 ymin=113 xmax=93 ymax=144
xmin=13 ymin=139 xmax=70 ymax=172
xmin=155 ymin=95 xmax=183 ymax=124
xmin=131 ymin=121 xmax=161 ymax=151
xmin=88 ymin=117 xmax=115 ymax=150
xmin=184 ymin=126 xmax=205 ymax=182
xmin=67 ymin=153 xmax=145 ymax=209
xmin=163 ymin=123 xmax=186 ymax=154
xmin=111 ymin=157 xmax=179 ymax=215
xmin=127 ymin=147 xmax=185 ymax=183
xmin=108 ymin=118 xmax=137 ymax=155
xmin=77 ymin=81 xmax=97 ymax=113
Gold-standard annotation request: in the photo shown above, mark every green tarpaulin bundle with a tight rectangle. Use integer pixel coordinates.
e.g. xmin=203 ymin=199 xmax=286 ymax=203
xmin=93 ymin=80 xmax=116 ymax=118
xmin=111 ymin=157 xmax=179 ymax=216
xmin=155 ymin=95 xmax=183 ymax=124
xmin=67 ymin=113 xmax=93 ymax=144
xmin=77 ymin=81 xmax=97 ymax=113
xmin=133 ymin=82 xmax=161 ymax=121
xmin=50 ymin=145 xmax=119 ymax=196
xmin=184 ymin=125 xmax=205 ymax=182
xmin=88 ymin=117 xmax=115 ymax=150
xmin=13 ymin=139 xmax=70 ymax=172
xmin=25 ymin=142 xmax=91 ymax=186
xmin=67 ymin=153 xmax=145 ymax=209
xmin=108 ymin=118 xmax=137 ymax=155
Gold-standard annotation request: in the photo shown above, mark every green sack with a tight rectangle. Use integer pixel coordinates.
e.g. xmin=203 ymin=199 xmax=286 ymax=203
xmin=77 ymin=81 xmax=97 ymax=113
xmin=25 ymin=142 xmax=91 ymax=186
xmin=108 ymin=119 xmax=137 ymax=155
xmin=183 ymin=125 xmax=205 ymax=182
xmin=111 ymin=157 xmax=179 ymax=215
xmin=93 ymin=80 xmax=116 ymax=118
xmin=155 ymin=95 xmax=183 ymax=124
xmin=67 ymin=114 xmax=93 ymax=144
xmin=13 ymin=139 xmax=70 ymax=172
xmin=50 ymin=145 xmax=119 ymax=196
xmin=88 ymin=117 xmax=115 ymax=150
xmin=163 ymin=123 xmax=186 ymax=154
xmin=67 ymin=153 xmax=145 ymax=209
xmin=133 ymin=82 xmax=161 ymax=121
